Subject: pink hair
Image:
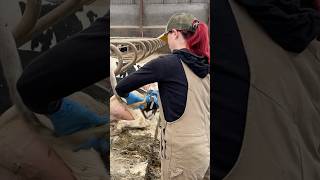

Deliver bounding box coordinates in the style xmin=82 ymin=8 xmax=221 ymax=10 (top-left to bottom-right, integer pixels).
xmin=186 ymin=21 xmax=210 ymax=63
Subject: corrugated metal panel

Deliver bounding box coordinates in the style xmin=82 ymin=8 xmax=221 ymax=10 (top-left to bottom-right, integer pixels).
xmin=191 ymin=0 xmax=209 ymax=3
xmin=143 ymin=0 xmax=209 ymax=4
xmin=110 ymin=0 xmax=136 ymax=4
xmin=144 ymin=0 xmax=184 ymax=3
xmin=144 ymin=3 xmax=209 ymax=25
xmin=110 ymin=4 xmax=139 ymax=26
xmin=110 ymin=0 xmax=209 ymax=37
xmin=144 ymin=0 xmax=164 ymax=3
xmin=163 ymin=0 xmax=190 ymax=3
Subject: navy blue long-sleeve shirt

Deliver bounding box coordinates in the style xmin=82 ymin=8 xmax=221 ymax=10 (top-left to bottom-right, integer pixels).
xmin=115 ymin=49 xmax=209 ymax=122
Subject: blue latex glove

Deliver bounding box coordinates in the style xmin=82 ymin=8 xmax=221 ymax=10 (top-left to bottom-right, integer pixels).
xmin=125 ymin=92 xmax=145 ymax=109
xmin=48 ymin=98 xmax=108 ymax=136
xmin=145 ymin=90 xmax=159 ymax=109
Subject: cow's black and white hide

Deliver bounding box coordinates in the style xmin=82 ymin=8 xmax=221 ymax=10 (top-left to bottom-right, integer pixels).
xmin=18 ymin=1 xmax=102 ymax=52
xmin=109 ymin=57 xmax=158 ymax=127
xmin=111 ymin=60 xmax=159 ymax=110
xmin=116 ymin=62 xmax=141 ymax=83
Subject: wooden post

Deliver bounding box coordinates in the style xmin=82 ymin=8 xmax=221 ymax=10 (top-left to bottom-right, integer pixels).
xmin=139 ymin=0 xmax=144 ymax=37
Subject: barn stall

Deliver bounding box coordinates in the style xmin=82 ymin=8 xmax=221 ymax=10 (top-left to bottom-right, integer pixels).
xmin=109 ymin=1 xmax=209 ymax=179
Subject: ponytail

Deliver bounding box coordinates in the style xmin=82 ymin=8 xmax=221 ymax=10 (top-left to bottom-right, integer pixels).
xmin=186 ymin=21 xmax=210 ymax=63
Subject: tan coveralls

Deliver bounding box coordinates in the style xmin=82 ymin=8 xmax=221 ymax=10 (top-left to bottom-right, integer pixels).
xmin=223 ymin=1 xmax=320 ymax=179
xmin=159 ymin=61 xmax=210 ymax=180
